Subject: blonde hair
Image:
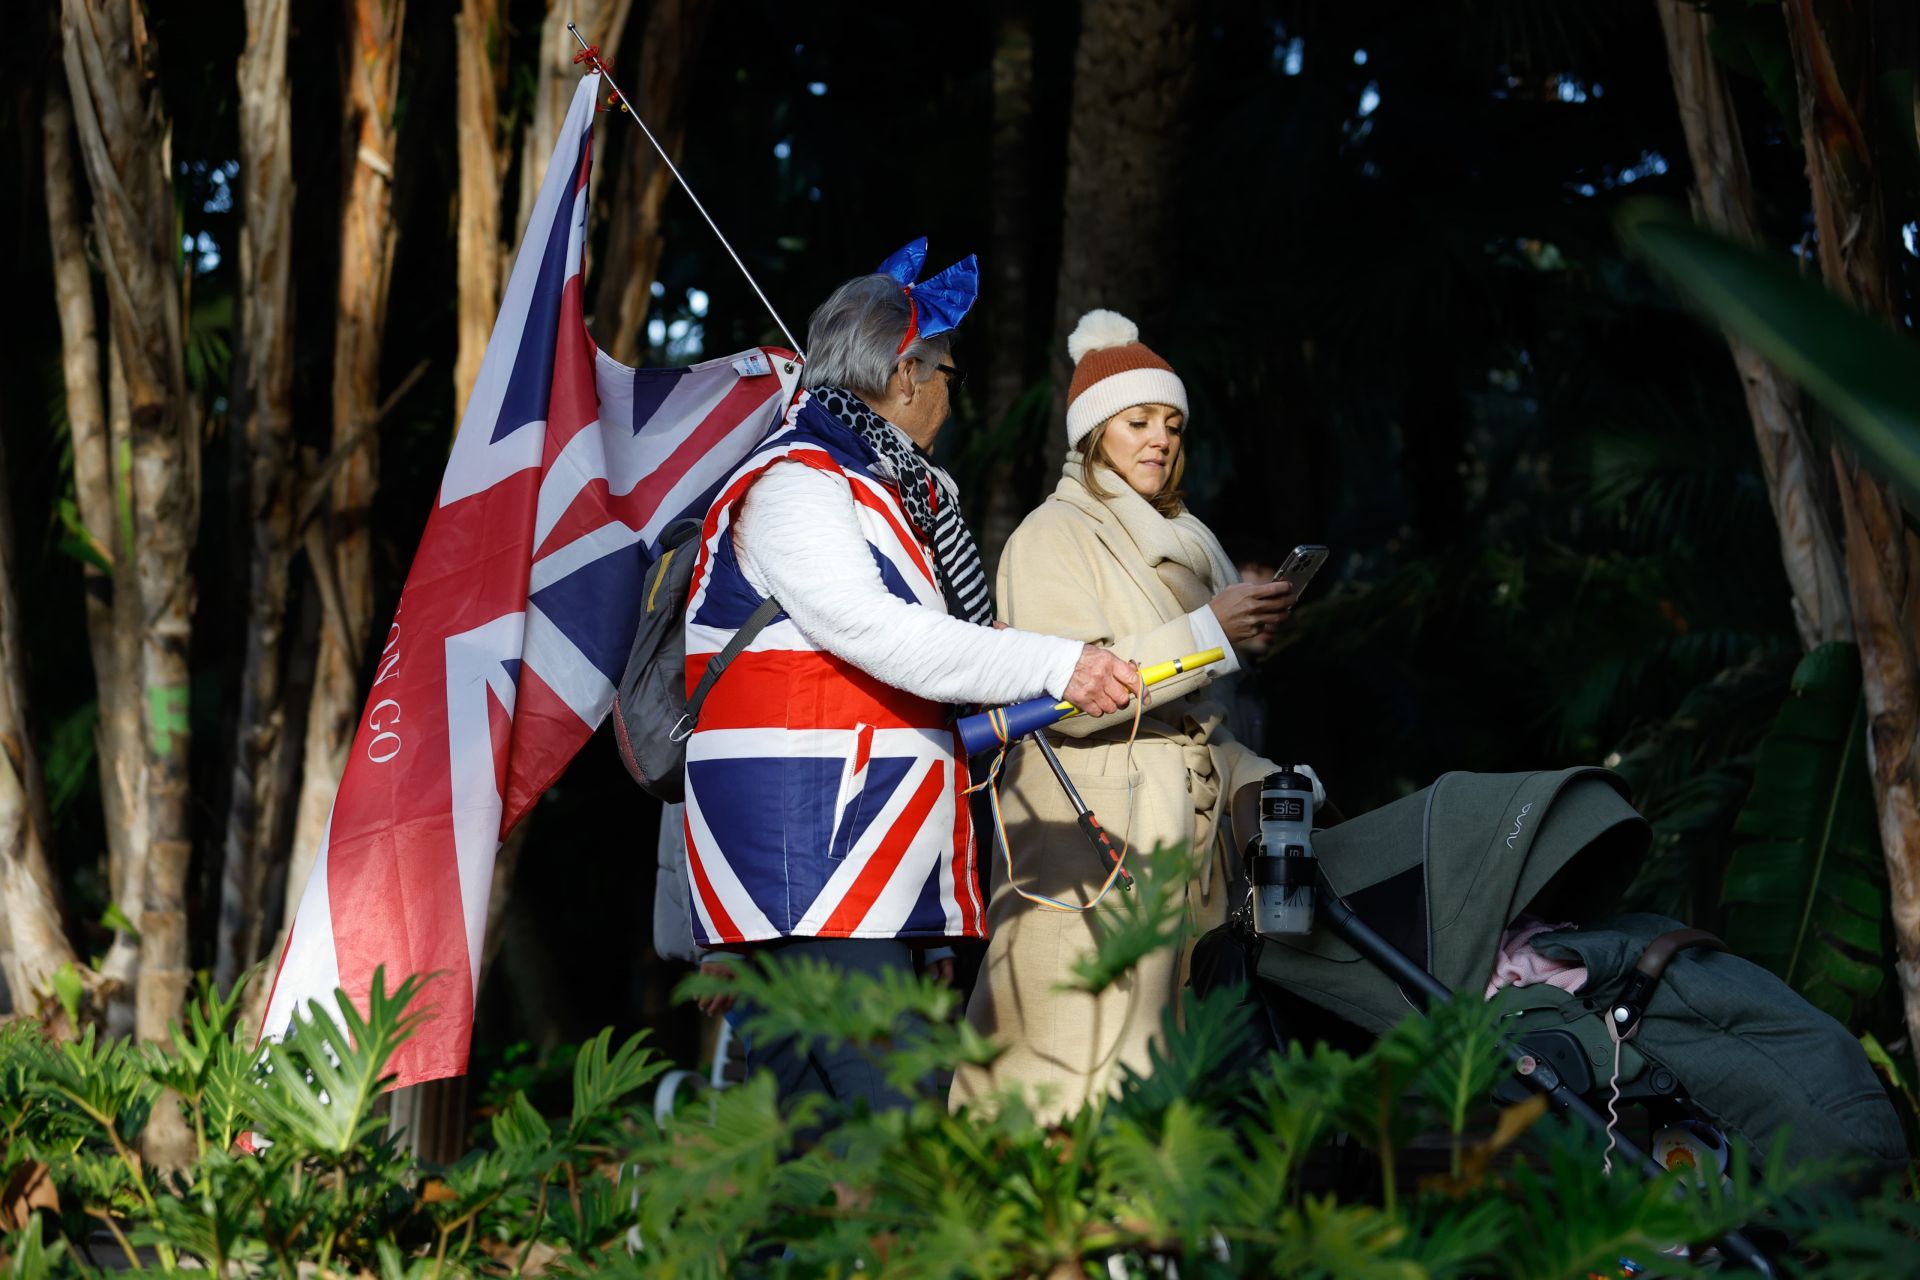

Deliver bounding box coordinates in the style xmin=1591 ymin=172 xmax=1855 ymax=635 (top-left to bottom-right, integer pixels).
xmin=1082 ymin=416 xmax=1188 ymax=518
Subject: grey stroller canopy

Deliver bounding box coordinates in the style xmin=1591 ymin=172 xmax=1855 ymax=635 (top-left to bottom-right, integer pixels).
xmin=1254 ymin=767 xmax=1906 ymax=1173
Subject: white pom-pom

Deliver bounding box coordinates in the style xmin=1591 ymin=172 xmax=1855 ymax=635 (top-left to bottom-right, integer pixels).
xmin=1067 ymin=309 xmax=1139 ymax=363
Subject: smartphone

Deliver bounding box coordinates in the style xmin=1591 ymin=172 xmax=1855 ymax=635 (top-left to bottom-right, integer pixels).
xmin=1273 ymin=544 xmax=1330 ymax=601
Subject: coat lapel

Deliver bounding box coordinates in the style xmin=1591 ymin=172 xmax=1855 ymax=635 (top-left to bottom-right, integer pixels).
xmin=1048 ymin=471 xmax=1190 ymax=621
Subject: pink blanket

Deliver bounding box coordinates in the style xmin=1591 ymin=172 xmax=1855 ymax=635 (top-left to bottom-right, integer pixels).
xmin=1484 ymin=915 xmax=1588 ymax=1001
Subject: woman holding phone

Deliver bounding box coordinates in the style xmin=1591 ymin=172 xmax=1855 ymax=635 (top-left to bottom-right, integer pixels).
xmin=952 ymin=311 xmax=1306 ymax=1119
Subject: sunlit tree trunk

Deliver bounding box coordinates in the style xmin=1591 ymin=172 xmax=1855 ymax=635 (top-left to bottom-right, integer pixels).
xmin=1658 ymin=0 xmax=1851 ymax=651
xmin=217 ymin=0 xmax=299 ymax=993
xmin=60 ymin=0 xmax=198 ymax=1165
xmin=589 ymin=0 xmax=712 ymax=364
xmin=1045 ymin=0 xmax=1197 ymax=479
xmin=975 ymin=6 xmax=1035 ymax=575
xmin=516 ymin=0 xmax=634 ymax=263
xmin=43 ymin=77 xmax=145 ymax=1027
xmin=1782 ymin=0 xmax=1920 ymax=1052
xmin=101 ymin=341 xmax=146 ymax=1038
xmin=0 ymin=424 xmax=86 ymax=1027
xmin=284 ymin=0 xmax=406 ymax=955
xmin=455 ymin=0 xmax=507 ymax=413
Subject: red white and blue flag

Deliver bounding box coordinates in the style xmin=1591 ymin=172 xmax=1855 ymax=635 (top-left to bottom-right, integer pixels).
xmin=261 ymin=75 xmax=798 ymax=1086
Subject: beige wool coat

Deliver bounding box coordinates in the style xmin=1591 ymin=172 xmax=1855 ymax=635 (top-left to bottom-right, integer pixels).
xmin=952 ymin=456 xmax=1274 ymax=1119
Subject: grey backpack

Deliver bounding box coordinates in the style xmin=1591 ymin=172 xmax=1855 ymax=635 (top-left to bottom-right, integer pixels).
xmin=611 ymin=518 xmax=779 ymax=802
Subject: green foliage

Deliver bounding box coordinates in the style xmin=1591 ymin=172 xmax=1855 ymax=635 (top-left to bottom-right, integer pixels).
xmin=2 ymin=1214 xmax=74 ymax=1280
xmin=1617 ymin=202 xmax=1920 ymax=502
xmin=1613 ymin=651 xmax=1796 ymax=923
xmin=1722 ymin=644 xmax=1889 ymax=1026
xmin=4 ymin=922 xmax=1916 ymax=1277
xmin=40 ymin=700 xmax=101 ymax=828
xmin=677 ymin=950 xmax=1000 ymax=1096
xmin=253 ymin=969 xmax=430 ymax=1158
xmin=52 ymin=498 xmax=110 ymax=573
xmin=1066 ymin=841 xmax=1206 ymax=995
xmin=1703 ymin=0 xmax=1799 ymax=145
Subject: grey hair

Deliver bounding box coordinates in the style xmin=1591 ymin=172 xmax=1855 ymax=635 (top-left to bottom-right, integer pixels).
xmin=800 ymin=273 xmax=951 ymax=394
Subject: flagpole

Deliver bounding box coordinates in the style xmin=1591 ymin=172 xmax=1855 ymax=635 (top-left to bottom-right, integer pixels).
xmin=567 ymin=23 xmax=805 ymax=358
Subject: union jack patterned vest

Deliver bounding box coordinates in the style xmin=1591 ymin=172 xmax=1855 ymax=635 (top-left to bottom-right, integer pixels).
xmin=680 ymin=393 xmax=983 ymax=947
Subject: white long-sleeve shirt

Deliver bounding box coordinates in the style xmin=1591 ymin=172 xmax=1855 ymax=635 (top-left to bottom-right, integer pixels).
xmin=733 ymin=461 xmax=1083 ymax=705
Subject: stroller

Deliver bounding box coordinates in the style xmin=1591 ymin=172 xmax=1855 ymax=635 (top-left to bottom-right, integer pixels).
xmin=1191 ymin=767 xmax=1910 ymax=1272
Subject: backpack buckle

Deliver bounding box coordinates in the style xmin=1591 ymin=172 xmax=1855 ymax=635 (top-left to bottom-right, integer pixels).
xmin=668 ymin=711 xmax=696 ymax=743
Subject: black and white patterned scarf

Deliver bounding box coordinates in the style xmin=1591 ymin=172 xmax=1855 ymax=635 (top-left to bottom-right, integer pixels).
xmin=812 ymin=385 xmax=994 ymax=625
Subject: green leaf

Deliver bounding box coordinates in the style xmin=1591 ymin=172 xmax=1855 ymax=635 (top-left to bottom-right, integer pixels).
xmin=1703 ymin=1 xmax=1798 ymax=145
xmin=1112 ymin=985 xmax=1254 ymax=1118
xmin=1857 ymin=1030 xmax=1919 ymax=1124
xmin=100 ymin=901 xmax=140 ymax=939
xmin=1098 ymin=1100 xmax=1239 ymax=1252
xmin=1062 ymin=841 xmax=1202 ymax=995
xmin=0 ymin=1213 xmax=73 ymax=1280
xmin=678 ymin=950 xmax=965 ymax=1097
xmin=51 ymin=964 xmax=86 ymax=1029
xmin=42 ymin=701 xmax=100 ymax=823
xmin=55 ymin=497 xmax=111 ymax=572
xmin=489 ymin=1089 xmax=552 ymax=1159
xmin=1858 ymin=1031 xmax=1907 ymax=1092
xmin=31 ymin=1024 xmax=158 ymax=1142
xmin=1616 ymin=201 xmax=1920 ymax=500
xmin=251 ymin=968 xmax=430 ymax=1157
xmin=567 ymin=1027 xmax=664 ymax=1141
xmin=1722 ymin=643 xmax=1889 ymax=1024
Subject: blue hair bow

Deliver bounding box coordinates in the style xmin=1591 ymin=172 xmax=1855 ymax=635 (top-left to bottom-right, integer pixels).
xmin=876 ymin=236 xmax=979 ymax=352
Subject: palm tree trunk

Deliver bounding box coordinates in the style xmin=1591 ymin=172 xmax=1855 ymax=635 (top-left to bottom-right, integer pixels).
xmin=1656 ymin=0 xmax=1851 ymax=651
xmin=0 ymin=426 xmax=86 ymax=1027
xmin=588 ymin=0 xmax=712 ymax=365
xmin=515 ymin=0 xmax=634 ymax=266
xmin=217 ymin=0 xmax=299 ymax=993
xmin=1782 ymin=0 xmax=1920 ymax=1052
xmin=100 ymin=339 xmax=146 ymax=1037
xmin=1045 ymin=0 xmax=1198 ymax=479
xmin=60 ymin=0 xmax=198 ymax=1166
xmin=454 ymin=0 xmax=507 ymax=413
xmin=42 ymin=76 xmax=145 ymax=1026
xmin=284 ymin=0 xmax=406 ymax=948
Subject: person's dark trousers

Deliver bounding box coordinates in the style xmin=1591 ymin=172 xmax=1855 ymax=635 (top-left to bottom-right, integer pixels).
xmin=733 ymin=936 xmax=927 ymax=1117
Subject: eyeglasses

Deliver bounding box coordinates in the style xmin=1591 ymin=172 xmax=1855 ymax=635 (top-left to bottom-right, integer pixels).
xmin=936 ymin=363 xmax=966 ymax=389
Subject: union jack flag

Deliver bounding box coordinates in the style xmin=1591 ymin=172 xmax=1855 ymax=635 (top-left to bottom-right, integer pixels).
xmin=261 ymin=75 xmax=798 ymax=1087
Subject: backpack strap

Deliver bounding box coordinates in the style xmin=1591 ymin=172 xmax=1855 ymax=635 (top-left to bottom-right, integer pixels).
xmin=672 ymin=596 xmax=783 ymax=741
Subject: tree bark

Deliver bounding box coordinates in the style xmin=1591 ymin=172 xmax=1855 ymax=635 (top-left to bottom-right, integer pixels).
xmin=284 ymin=0 xmax=406 ymax=945
xmin=1782 ymin=0 xmax=1920 ymax=1052
xmin=60 ymin=0 xmax=198 ymax=1164
xmin=1045 ymin=0 xmax=1198 ymax=479
xmin=454 ymin=0 xmax=507 ymax=413
xmin=588 ymin=0 xmax=711 ymax=365
xmin=515 ymin=0 xmax=634 ymax=267
xmin=1658 ymin=0 xmax=1851 ymax=652
xmin=218 ymin=0 xmax=299 ymax=992
xmin=975 ymin=6 xmax=1036 ymax=575
xmin=42 ymin=76 xmax=146 ymax=1023
xmin=100 ymin=339 xmax=145 ymax=1038
xmin=0 ymin=424 xmax=85 ymax=1026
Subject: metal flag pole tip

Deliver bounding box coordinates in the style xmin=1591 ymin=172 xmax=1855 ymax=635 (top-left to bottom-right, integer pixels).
xmin=565 ymin=23 xmax=804 ymax=359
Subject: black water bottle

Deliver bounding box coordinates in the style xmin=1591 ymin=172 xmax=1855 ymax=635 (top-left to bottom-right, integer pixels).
xmin=1252 ymin=767 xmax=1316 ymax=936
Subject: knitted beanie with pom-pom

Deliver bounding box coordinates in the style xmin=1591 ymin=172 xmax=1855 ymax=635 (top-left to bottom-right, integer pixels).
xmin=1064 ymin=309 xmax=1188 ymax=451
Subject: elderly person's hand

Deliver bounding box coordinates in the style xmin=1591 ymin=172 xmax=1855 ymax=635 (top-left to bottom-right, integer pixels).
xmin=1063 ymin=645 xmax=1144 ymax=716
xmin=695 ymin=959 xmax=738 ymax=1017
xmin=1209 ymin=580 xmax=1295 ymax=649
